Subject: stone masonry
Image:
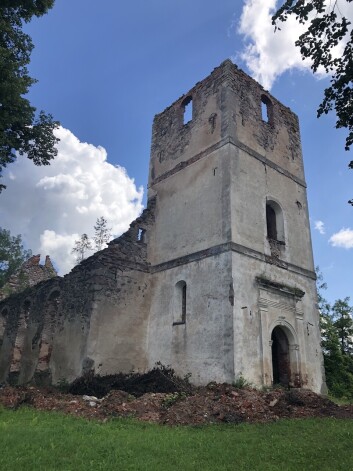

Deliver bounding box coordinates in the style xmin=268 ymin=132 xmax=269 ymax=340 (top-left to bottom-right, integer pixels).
xmin=0 ymin=255 xmax=57 ymax=301
xmin=0 ymin=61 xmax=327 ymax=393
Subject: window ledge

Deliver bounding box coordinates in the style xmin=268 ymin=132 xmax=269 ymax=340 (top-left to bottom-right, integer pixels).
xmin=267 ymin=237 xmax=285 ymax=246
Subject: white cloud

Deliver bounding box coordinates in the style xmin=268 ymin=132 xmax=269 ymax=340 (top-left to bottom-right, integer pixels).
xmin=237 ymin=0 xmax=353 ymax=90
xmin=314 ymin=220 xmax=325 ymax=235
xmin=0 ymin=127 xmax=144 ymax=275
xmin=329 ymin=228 xmax=353 ymax=249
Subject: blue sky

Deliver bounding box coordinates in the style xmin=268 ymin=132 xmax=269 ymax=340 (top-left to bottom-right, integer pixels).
xmin=0 ymin=0 xmax=352 ymax=304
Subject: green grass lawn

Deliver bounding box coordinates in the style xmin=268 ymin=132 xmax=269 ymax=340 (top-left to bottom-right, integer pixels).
xmin=0 ymin=407 xmax=352 ymax=470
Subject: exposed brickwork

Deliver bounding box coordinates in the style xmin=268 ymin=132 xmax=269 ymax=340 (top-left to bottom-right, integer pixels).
xmin=0 ymin=255 xmax=57 ymax=301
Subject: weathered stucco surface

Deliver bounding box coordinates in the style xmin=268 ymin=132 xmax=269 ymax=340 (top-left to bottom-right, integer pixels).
xmin=0 ymin=61 xmax=327 ymax=393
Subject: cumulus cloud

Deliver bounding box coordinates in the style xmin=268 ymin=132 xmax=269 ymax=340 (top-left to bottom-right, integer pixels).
xmin=237 ymin=0 xmax=353 ymax=90
xmin=0 ymin=127 xmax=144 ymax=275
xmin=314 ymin=220 xmax=325 ymax=235
xmin=329 ymin=228 xmax=353 ymax=249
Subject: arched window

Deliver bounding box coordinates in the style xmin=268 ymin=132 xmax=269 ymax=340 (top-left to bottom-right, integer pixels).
xmin=0 ymin=308 xmax=8 ymax=349
xmin=261 ymin=94 xmax=273 ymax=124
xmin=36 ymin=290 xmax=60 ymax=372
xmin=266 ymin=205 xmax=277 ymax=240
xmin=182 ymin=96 xmax=193 ymax=125
xmin=10 ymin=300 xmax=31 ymax=373
xmin=173 ymin=280 xmax=187 ymax=325
xmin=266 ymin=200 xmax=284 ymax=243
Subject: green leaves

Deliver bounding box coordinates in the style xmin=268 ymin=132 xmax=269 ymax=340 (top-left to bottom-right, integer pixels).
xmin=72 ymin=234 xmax=93 ymax=263
xmin=0 ymin=1 xmax=59 ymax=192
xmin=273 ymin=0 xmax=353 ymax=196
xmin=94 ymin=217 xmax=112 ymax=251
xmin=316 ymin=268 xmax=353 ymax=398
xmin=0 ymin=227 xmax=32 ymax=288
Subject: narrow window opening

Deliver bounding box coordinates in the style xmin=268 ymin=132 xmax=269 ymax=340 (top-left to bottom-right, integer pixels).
xmin=0 ymin=308 xmax=8 ymax=348
xmin=137 ymin=228 xmax=146 ymax=242
xmin=173 ymin=280 xmax=187 ymax=325
xmin=181 ymin=283 xmax=187 ymax=324
xmin=36 ymin=291 xmax=60 ymax=373
xmin=266 ymin=204 xmax=277 ymax=240
xmin=182 ymin=96 xmax=193 ymax=124
xmin=261 ymin=95 xmax=273 ymax=123
xmin=261 ymin=101 xmax=269 ymax=122
xmin=266 ymin=200 xmax=285 ymax=247
xmin=10 ymin=300 xmax=31 ymax=373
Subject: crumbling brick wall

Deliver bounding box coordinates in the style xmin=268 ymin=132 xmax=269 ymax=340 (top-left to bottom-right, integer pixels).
xmin=0 ymin=255 xmax=57 ymax=301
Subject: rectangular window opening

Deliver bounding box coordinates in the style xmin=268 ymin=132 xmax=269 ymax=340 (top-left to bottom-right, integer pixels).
xmin=261 ymin=101 xmax=269 ymax=122
xmin=137 ymin=228 xmax=146 ymax=242
xmin=183 ymin=97 xmax=193 ymax=124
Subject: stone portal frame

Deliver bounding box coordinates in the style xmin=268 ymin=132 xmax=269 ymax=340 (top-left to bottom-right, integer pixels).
xmin=257 ymin=277 xmax=305 ymax=388
xmin=268 ymin=320 xmax=301 ymax=387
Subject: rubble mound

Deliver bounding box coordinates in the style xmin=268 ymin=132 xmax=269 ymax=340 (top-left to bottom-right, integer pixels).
xmin=1 ymin=380 xmax=353 ymax=425
xmin=67 ymin=364 xmax=193 ymax=398
xmin=0 ymin=367 xmax=351 ymax=424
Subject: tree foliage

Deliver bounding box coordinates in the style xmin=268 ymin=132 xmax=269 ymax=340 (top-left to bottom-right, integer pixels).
xmin=72 ymin=217 xmax=113 ymax=265
xmin=93 ymin=217 xmax=112 ymax=251
xmin=316 ymin=268 xmax=353 ymax=398
xmin=0 ymin=227 xmax=32 ymax=288
xmin=72 ymin=234 xmax=93 ymax=263
xmin=0 ymin=0 xmax=59 ymax=192
xmin=332 ymin=297 xmax=353 ymax=355
xmin=273 ymin=1 xmax=353 ymax=204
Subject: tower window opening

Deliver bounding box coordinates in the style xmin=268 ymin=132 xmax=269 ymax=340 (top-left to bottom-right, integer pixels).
xmin=182 ymin=96 xmax=193 ymax=125
xmin=181 ymin=283 xmax=186 ymax=323
xmin=266 ymin=200 xmax=285 ymax=243
xmin=137 ymin=228 xmax=146 ymax=242
xmin=173 ymin=280 xmax=187 ymax=325
xmin=261 ymin=95 xmax=273 ymax=124
xmin=266 ymin=205 xmax=277 ymax=240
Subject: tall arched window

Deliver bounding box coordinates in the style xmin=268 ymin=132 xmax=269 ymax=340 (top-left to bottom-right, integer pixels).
xmin=173 ymin=280 xmax=187 ymax=325
xmin=36 ymin=290 xmax=60 ymax=372
xmin=10 ymin=300 xmax=31 ymax=373
xmin=266 ymin=200 xmax=284 ymax=243
xmin=261 ymin=94 xmax=273 ymax=124
xmin=0 ymin=308 xmax=8 ymax=350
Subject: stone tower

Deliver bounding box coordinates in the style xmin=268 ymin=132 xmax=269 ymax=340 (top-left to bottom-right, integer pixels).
xmin=146 ymin=60 xmax=326 ymax=393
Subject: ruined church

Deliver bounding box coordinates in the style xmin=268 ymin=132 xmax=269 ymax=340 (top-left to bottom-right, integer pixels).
xmin=0 ymin=61 xmax=327 ymax=394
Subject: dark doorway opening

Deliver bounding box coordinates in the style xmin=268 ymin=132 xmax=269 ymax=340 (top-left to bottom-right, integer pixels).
xmin=271 ymin=326 xmax=290 ymax=386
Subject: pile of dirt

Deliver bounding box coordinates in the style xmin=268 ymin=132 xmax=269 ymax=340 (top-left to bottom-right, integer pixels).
xmin=1 ymin=382 xmax=353 ymax=425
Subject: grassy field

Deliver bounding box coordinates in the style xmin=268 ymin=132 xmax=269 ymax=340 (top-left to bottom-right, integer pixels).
xmin=0 ymin=407 xmax=352 ymax=470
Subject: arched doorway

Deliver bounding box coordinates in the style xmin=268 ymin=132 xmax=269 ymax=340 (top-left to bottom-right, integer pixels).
xmin=271 ymin=326 xmax=290 ymax=386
